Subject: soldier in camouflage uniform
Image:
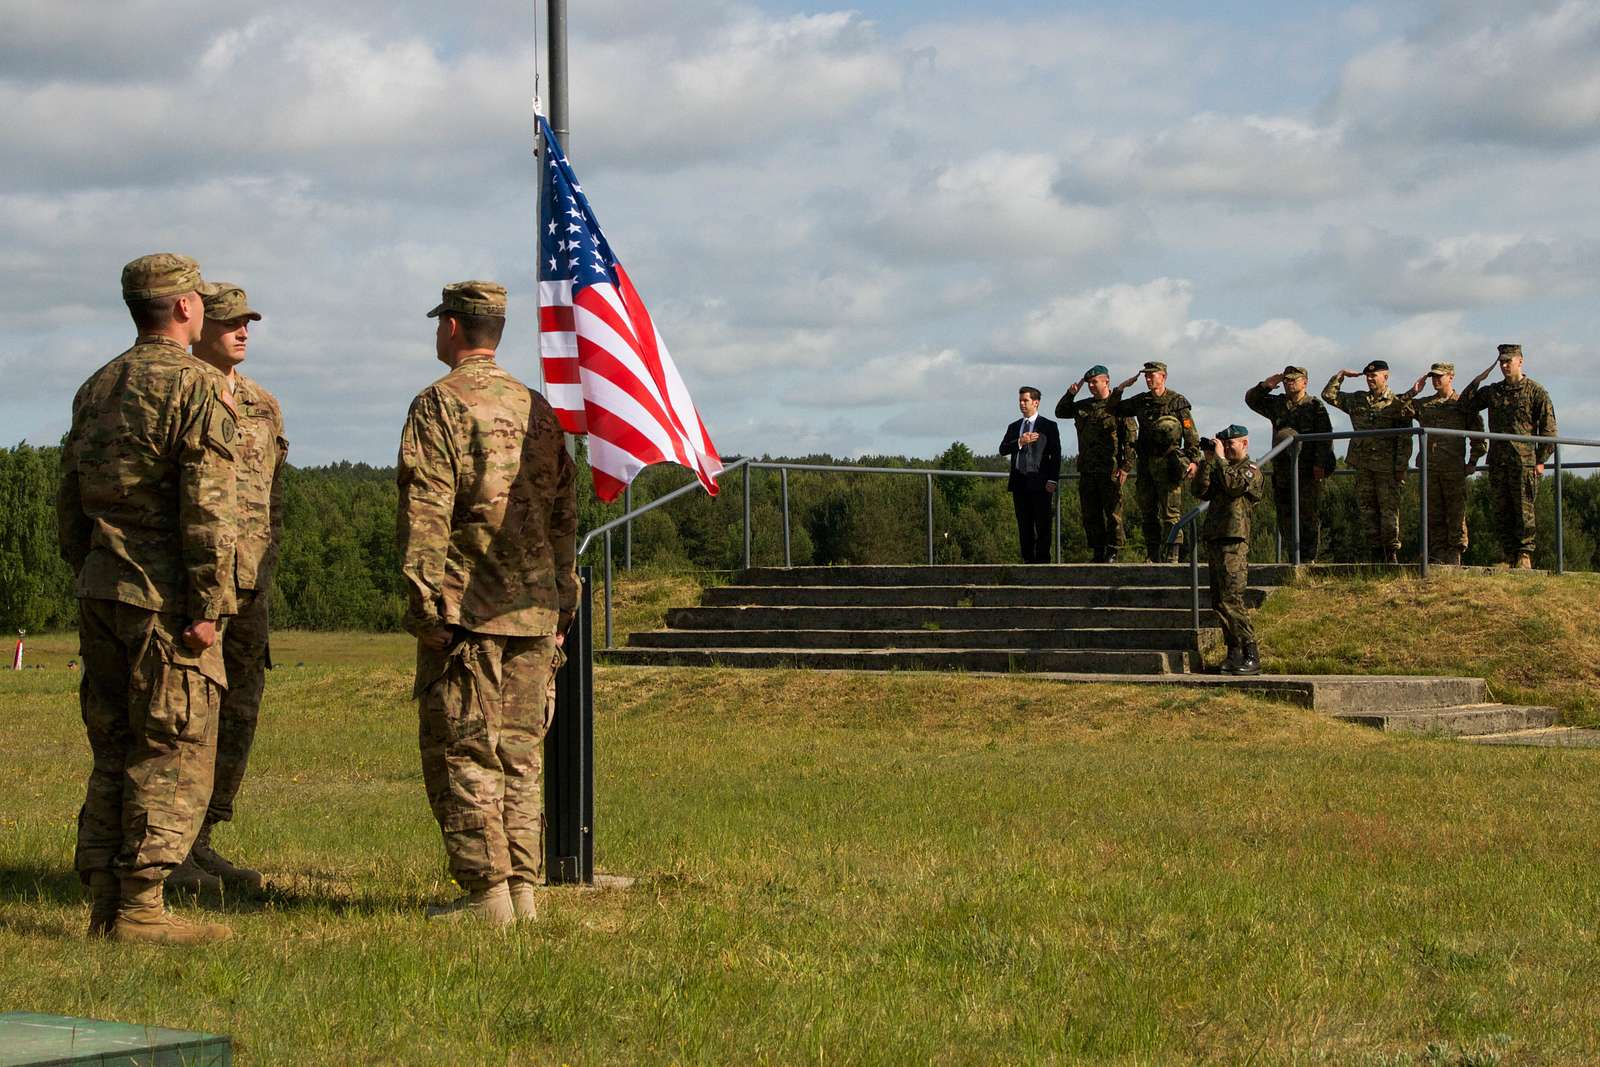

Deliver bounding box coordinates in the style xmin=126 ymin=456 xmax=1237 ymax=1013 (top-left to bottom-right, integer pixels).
xmin=1399 ymin=362 xmax=1486 ymax=566
xmin=169 ymin=283 xmax=285 ymax=894
xmin=1323 ymin=360 xmax=1416 ymax=563
xmin=1245 ymin=366 xmax=1336 ymax=562
xmin=1195 ymin=425 xmax=1265 ymax=675
xmin=1461 ymin=344 xmax=1557 ymax=568
xmin=1055 ymin=364 xmax=1137 ymax=562
xmin=57 ymin=254 xmax=237 ymax=944
xmin=1111 ymin=361 xmax=1202 ymax=562
xmin=398 ymin=281 xmax=578 ymax=926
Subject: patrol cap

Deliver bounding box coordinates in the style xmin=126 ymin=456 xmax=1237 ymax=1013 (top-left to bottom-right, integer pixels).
xmin=1497 ymin=344 xmax=1522 ymax=360
xmin=1084 ymin=364 xmax=1109 ymax=380
xmin=1282 ymin=365 xmax=1308 ymax=380
xmin=1142 ymin=361 xmax=1168 ymax=374
xmin=121 ymin=253 xmax=204 ymax=302
xmin=200 ymin=281 xmax=261 ymax=322
xmin=427 ymin=280 xmax=508 ymax=318
xmin=1217 ymin=424 xmax=1249 ymax=441
xmin=1428 ymin=361 xmax=1454 ymax=377
xmin=1362 ymin=359 xmax=1389 ymax=374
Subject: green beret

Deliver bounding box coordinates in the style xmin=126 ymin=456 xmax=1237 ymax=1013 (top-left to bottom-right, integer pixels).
xmin=1216 ymin=424 xmax=1249 ymax=441
xmin=1084 ymin=364 xmax=1109 ymax=380
xmin=1142 ymin=361 xmax=1167 ymax=375
xmin=428 ymin=280 xmax=508 ymax=319
xmin=201 ymin=281 xmax=261 ymax=322
xmin=122 ymin=253 xmax=204 ymax=302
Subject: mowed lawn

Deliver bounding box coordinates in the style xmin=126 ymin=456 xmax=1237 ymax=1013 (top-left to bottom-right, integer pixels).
xmin=3 ymin=617 xmax=1600 ymax=1064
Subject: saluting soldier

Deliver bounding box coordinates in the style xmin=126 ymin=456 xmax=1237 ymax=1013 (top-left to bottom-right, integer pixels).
xmin=58 ymin=254 xmax=237 ymax=944
xmin=1460 ymin=344 xmax=1557 ymax=569
xmin=1323 ymin=360 xmax=1416 ymax=563
xmin=1244 ymin=366 xmax=1336 ymax=562
xmin=1194 ymin=425 xmax=1265 ymax=675
xmin=168 ymin=283 xmax=285 ymax=894
xmin=1400 ymin=362 xmax=1485 ymax=566
xmin=1111 ymin=361 xmax=1202 ymax=562
xmin=398 ymin=281 xmax=578 ymax=926
xmin=1055 ymin=364 xmax=1137 ymax=562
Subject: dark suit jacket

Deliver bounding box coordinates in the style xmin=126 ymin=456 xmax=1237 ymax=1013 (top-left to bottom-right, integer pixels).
xmin=999 ymin=415 xmax=1062 ymax=493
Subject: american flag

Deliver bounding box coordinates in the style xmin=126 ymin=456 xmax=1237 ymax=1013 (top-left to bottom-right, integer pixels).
xmin=536 ymin=116 xmax=722 ymax=503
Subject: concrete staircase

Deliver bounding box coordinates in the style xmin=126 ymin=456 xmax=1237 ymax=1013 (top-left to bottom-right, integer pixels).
xmin=608 ymin=563 xmax=1291 ymax=675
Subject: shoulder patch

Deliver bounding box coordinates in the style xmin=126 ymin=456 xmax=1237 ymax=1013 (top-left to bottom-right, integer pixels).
xmin=221 ymin=416 xmax=236 ymax=443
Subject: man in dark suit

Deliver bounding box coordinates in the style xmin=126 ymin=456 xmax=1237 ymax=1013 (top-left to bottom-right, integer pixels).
xmin=999 ymin=386 xmax=1062 ymax=563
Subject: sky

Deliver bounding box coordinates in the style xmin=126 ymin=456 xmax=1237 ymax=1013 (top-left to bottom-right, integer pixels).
xmin=4 ymin=0 xmax=1600 ymax=467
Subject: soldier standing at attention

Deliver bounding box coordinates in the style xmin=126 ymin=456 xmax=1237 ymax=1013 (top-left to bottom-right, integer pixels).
xmin=1460 ymin=344 xmax=1557 ymax=569
xmin=57 ymin=254 xmax=237 ymax=944
xmin=1244 ymin=366 xmax=1336 ymax=562
xmin=1111 ymin=361 xmax=1202 ymax=562
xmin=1323 ymin=360 xmax=1416 ymax=563
xmin=1194 ymin=425 xmax=1265 ymax=675
xmin=1055 ymin=364 xmax=1137 ymax=562
xmin=1400 ymin=362 xmax=1485 ymax=567
xmin=168 ymin=283 xmax=284 ymax=894
xmin=398 ymin=281 xmax=578 ymax=926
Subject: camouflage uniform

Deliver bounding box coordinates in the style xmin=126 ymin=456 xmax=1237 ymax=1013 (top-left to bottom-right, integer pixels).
xmin=1322 ymin=371 xmax=1416 ymax=561
xmin=398 ymin=281 xmax=578 ymax=893
xmin=1401 ymin=372 xmax=1485 ymax=564
xmin=1244 ymin=371 xmax=1336 ymax=562
xmin=1054 ymin=388 xmax=1136 ymax=560
xmin=1195 ymin=441 xmax=1265 ymax=657
xmin=1112 ymin=371 xmax=1202 ymax=562
xmin=57 ymin=254 xmax=237 ymax=889
xmin=1460 ymin=353 xmax=1556 ymax=562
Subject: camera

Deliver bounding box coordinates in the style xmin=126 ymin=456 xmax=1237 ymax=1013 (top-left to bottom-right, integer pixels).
xmin=1197 ymin=436 xmax=1215 ymax=452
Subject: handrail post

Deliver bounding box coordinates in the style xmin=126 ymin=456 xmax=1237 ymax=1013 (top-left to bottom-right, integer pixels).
xmin=1189 ymin=518 xmax=1201 ymax=633
xmin=925 ymin=472 xmax=935 ymax=565
xmin=603 ymin=529 xmax=614 ymax=649
xmin=742 ymin=461 xmax=752 ymax=572
xmin=1054 ymin=485 xmax=1062 ymax=563
xmin=1418 ymin=428 xmax=1429 ymax=577
xmin=1290 ymin=439 xmax=1302 ymax=566
xmin=1554 ymin=443 xmax=1565 ymax=575
xmin=781 ymin=467 xmax=791 ymax=568
xmin=623 ymin=483 xmax=633 ymax=571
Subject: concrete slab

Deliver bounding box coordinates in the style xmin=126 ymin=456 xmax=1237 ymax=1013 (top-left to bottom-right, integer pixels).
xmin=1332 ymin=704 xmax=1559 ymax=737
xmin=1464 ymin=728 xmax=1600 ymax=748
xmin=0 ymin=1012 xmax=230 ymax=1067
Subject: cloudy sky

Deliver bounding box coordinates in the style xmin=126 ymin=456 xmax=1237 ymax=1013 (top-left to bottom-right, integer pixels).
xmin=4 ymin=0 xmax=1599 ymax=468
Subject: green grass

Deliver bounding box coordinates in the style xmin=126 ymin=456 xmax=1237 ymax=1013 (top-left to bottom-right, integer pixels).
xmin=5 ymin=599 xmax=1600 ymax=1063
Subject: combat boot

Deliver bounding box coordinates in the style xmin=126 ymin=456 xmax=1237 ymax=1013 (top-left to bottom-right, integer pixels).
xmin=508 ymin=878 xmax=539 ymax=922
xmin=1515 ymin=552 xmax=1534 ymax=570
xmin=166 ymin=854 xmax=223 ymax=895
xmin=86 ymin=871 xmax=119 ymax=938
xmin=1103 ymin=548 xmax=1118 ymax=564
xmin=427 ymin=881 xmax=515 ymax=927
xmin=1090 ymin=548 xmax=1105 ymax=564
xmin=1217 ymin=646 xmax=1241 ymax=675
xmin=112 ymin=876 xmax=233 ymax=945
xmin=1235 ymin=642 xmax=1262 ymax=676
xmin=1382 ymin=548 xmax=1399 ymax=565
xmin=191 ymin=822 xmax=264 ymax=893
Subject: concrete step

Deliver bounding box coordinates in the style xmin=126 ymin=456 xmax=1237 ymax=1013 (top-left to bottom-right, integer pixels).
xmin=1008 ymin=673 xmax=1489 ymax=712
xmin=739 ymin=563 xmax=1299 ymax=588
xmin=627 ymin=626 xmax=1213 ymax=652
xmin=1332 ymin=703 xmax=1556 ymax=736
xmin=602 ymin=646 xmax=1193 ymax=674
xmin=665 ymin=604 xmax=1213 ymax=631
xmin=701 ymin=584 xmax=1268 ymax=610
xmin=1464 ymin=727 xmax=1600 ymax=748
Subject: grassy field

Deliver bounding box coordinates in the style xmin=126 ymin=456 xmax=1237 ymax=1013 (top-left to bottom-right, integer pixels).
xmin=4 ymin=576 xmax=1600 ymax=1064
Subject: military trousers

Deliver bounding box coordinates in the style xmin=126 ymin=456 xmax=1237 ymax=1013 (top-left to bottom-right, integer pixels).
xmin=417 ymin=631 xmax=561 ymax=891
xmin=1136 ymin=458 xmax=1186 ymax=561
xmin=74 ymin=598 xmax=222 ymax=884
xmin=1423 ymin=463 xmax=1471 ymax=560
xmin=1269 ymin=470 xmax=1322 ymax=563
xmin=1488 ymin=462 xmax=1539 ymax=559
xmin=1205 ymin=538 xmax=1254 ymax=651
xmin=1353 ymin=468 xmax=1404 ymax=560
xmin=208 ymin=587 xmax=269 ymax=825
xmin=1078 ymin=471 xmax=1126 ymax=555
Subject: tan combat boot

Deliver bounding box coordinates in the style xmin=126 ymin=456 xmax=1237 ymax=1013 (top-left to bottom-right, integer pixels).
xmin=87 ymin=871 xmax=120 ymax=938
xmin=112 ymin=875 xmax=233 ymax=945
xmin=426 ymin=881 xmax=515 ymax=927
xmin=1515 ymin=552 xmax=1534 ymax=570
xmin=190 ymin=822 xmax=264 ymax=893
xmin=508 ymin=879 xmax=539 ymax=922
xmin=166 ymin=853 xmax=224 ymax=894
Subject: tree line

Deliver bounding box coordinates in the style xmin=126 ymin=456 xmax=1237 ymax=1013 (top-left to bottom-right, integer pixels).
xmin=2 ymin=440 xmax=1596 ymax=633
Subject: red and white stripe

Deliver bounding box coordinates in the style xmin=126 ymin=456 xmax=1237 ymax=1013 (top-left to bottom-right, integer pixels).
xmin=540 ymin=265 xmax=722 ymax=502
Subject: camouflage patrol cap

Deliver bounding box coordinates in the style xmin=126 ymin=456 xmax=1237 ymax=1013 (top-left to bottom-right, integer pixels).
xmin=1428 ymin=361 xmax=1454 ymax=377
xmin=121 ymin=253 xmax=204 ymax=302
xmin=1142 ymin=361 xmax=1167 ymax=374
xmin=1084 ymin=364 xmax=1109 ymax=379
xmin=427 ymin=280 xmax=508 ymax=319
xmin=1282 ymin=365 xmax=1308 ymax=380
xmin=200 ymin=281 xmax=262 ymax=322
xmin=1497 ymin=344 xmax=1522 ymax=360
xmin=1362 ymin=359 xmax=1389 ymax=374
xmin=1216 ymin=424 xmax=1249 ymax=441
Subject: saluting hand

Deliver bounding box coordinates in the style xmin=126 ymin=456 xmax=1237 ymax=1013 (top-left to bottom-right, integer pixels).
xmin=1116 ymin=374 xmax=1140 ymax=391
xmin=1339 ymin=368 xmax=1361 ymax=379
xmin=1264 ymin=373 xmax=1284 ymax=388
xmin=1412 ymin=374 xmax=1428 ymax=393
xmin=1067 ymin=379 xmax=1083 ymax=396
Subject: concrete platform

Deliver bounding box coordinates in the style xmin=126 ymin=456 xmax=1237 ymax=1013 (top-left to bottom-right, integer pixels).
xmin=1332 ymin=703 xmax=1559 ymax=736
xmin=605 ymin=646 xmax=1193 ymax=674
xmin=0 ymin=1012 xmax=230 ymax=1066
xmin=1465 ymin=727 xmax=1600 ymax=748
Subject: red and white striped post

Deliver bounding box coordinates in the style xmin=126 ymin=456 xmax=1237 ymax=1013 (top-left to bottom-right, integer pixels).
xmin=11 ymin=630 xmax=23 ymax=671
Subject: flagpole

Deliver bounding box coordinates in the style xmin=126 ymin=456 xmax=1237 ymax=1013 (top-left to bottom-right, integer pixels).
xmin=547 ymin=0 xmax=569 ymax=153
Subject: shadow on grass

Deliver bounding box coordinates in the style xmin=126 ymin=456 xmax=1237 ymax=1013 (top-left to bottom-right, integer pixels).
xmin=0 ymin=862 xmax=86 ymax=907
